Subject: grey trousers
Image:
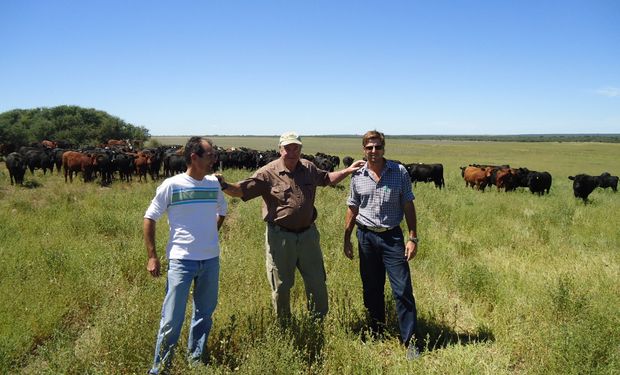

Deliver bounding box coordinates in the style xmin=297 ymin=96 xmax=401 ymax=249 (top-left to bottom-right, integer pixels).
xmin=265 ymin=223 xmax=328 ymax=319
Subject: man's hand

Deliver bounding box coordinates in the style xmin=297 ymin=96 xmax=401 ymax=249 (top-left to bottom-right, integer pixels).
xmin=147 ymin=257 xmax=161 ymax=277
xmin=405 ymin=241 xmax=417 ymax=261
xmin=344 ymin=239 xmax=354 ymax=259
xmin=348 ymin=160 xmax=366 ymax=172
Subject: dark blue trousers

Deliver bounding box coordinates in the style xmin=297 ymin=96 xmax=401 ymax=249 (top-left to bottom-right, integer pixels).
xmin=357 ymin=226 xmax=417 ymax=345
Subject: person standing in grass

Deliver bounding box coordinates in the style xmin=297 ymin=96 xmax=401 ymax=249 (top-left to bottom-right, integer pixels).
xmin=144 ymin=136 xmax=227 ymax=374
xmin=343 ymin=130 xmax=420 ymax=360
xmin=217 ymin=131 xmax=364 ymax=321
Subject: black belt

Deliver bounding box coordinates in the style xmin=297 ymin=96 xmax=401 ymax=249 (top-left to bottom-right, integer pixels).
xmin=357 ymin=223 xmax=397 ymax=233
xmin=269 ymin=222 xmax=311 ymax=234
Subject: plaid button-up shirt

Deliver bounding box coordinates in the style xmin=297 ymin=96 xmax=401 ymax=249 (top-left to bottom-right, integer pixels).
xmin=347 ymin=160 xmax=414 ymax=228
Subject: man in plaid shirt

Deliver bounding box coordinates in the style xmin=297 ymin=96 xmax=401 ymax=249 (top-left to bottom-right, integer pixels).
xmin=344 ymin=130 xmax=420 ymax=360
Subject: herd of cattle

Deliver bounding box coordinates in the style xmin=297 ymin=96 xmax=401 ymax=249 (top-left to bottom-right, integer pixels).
xmin=2 ymin=140 xmax=342 ymax=185
xmin=3 ymin=140 xmax=618 ymax=203
xmin=458 ymin=164 xmax=617 ymax=201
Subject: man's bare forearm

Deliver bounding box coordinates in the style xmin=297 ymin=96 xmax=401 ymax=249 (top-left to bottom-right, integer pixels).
xmin=143 ymin=218 xmax=158 ymax=258
xmin=403 ymin=201 xmax=417 ymax=238
xmin=344 ymin=206 xmax=359 ymax=240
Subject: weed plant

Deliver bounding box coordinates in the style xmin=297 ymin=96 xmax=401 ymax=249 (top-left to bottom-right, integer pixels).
xmin=0 ymin=139 xmax=618 ymax=374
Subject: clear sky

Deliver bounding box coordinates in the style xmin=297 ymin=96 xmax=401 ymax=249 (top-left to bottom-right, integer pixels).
xmin=1 ymin=0 xmax=618 ymax=136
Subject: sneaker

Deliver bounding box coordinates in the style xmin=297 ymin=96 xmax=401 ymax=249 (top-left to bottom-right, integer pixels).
xmin=406 ymin=342 xmax=420 ymax=361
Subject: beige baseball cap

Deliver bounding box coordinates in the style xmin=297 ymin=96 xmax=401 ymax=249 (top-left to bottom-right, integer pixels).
xmin=279 ymin=131 xmax=302 ymax=146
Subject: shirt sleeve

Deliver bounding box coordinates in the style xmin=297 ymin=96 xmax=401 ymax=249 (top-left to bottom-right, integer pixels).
xmin=346 ymin=173 xmax=360 ymax=207
xmin=239 ymin=169 xmax=270 ymax=201
xmin=217 ymin=187 xmax=228 ymax=217
xmin=144 ymin=180 xmax=171 ymax=221
xmin=313 ymin=163 xmax=331 ymax=187
xmin=400 ymin=165 xmax=415 ymax=204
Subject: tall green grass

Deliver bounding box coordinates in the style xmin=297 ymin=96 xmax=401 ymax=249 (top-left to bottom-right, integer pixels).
xmin=1 ymin=139 xmax=619 ymax=374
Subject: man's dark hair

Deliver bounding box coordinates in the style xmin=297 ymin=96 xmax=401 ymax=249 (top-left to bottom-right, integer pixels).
xmin=184 ymin=136 xmax=214 ymax=165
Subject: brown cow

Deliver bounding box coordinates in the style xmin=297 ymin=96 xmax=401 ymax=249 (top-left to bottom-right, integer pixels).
xmin=41 ymin=140 xmax=57 ymax=149
xmin=134 ymin=151 xmax=151 ymax=182
xmin=462 ymin=166 xmax=489 ymax=191
xmin=107 ymin=139 xmax=134 ymax=152
xmin=62 ymin=151 xmax=96 ymax=183
xmin=107 ymin=139 xmax=127 ymax=147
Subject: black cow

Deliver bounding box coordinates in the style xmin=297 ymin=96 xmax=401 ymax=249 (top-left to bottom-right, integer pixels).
xmin=527 ymin=171 xmax=552 ymax=195
xmin=568 ymin=174 xmax=599 ymax=202
xmin=112 ymin=152 xmax=134 ymax=182
xmin=144 ymin=147 xmax=164 ymax=181
xmin=0 ymin=143 xmax=16 ymax=156
xmin=164 ymin=154 xmax=186 ymax=176
xmin=93 ymin=151 xmax=114 ymax=186
xmin=404 ymin=163 xmax=445 ymax=189
xmin=315 ymin=152 xmax=339 ymax=170
xmin=6 ymin=152 xmax=27 ymax=185
xmin=51 ymin=148 xmax=67 ymax=174
xmin=314 ymin=156 xmax=334 ymax=172
xmin=24 ymin=149 xmax=54 ymax=175
xmin=598 ymin=172 xmax=618 ymax=192
xmin=257 ymin=150 xmax=279 ymax=168
xmin=342 ymin=156 xmax=354 ymax=168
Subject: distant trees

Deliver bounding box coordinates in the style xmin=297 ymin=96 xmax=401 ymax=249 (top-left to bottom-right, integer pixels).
xmin=0 ymin=105 xmax=150 ymax=148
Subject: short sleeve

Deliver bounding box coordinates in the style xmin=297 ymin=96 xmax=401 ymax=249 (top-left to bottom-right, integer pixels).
xmin=347 ymin=174 xmax=361 ymax=207
xmin=400 ymin=165 xmax=415 ymax=203
xmin=144 ymin=181 xmax=172 ymax=221
xmin=239 ymin=168 xmax=270 ymax=201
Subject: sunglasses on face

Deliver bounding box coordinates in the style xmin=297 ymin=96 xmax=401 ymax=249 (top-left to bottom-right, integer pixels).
xmin=364 ymin=145 xmax=384 ymax=151
xmin=197 ymin=150 xmax=217 ymax=158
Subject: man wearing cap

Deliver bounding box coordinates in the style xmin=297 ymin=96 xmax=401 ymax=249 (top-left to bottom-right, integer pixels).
xmin=343 ymin=130 xmax=420 ymax=360
xmin=218 ymin=131 xmax=364 ymax=320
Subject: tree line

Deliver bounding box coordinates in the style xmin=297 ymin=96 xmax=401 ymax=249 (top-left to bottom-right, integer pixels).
xmin=0 ymin=105 xmax=150 ymax=148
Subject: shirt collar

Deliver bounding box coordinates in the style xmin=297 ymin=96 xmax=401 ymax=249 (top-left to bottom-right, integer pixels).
xmin=361 ymin=158 xmax=396 ymax=175
xmin=276 ymin=157 xmax=301 ymax=174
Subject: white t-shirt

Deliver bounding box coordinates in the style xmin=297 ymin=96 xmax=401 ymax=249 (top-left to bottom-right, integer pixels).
xmin=144 ymin=173 xmax=227 ymax=260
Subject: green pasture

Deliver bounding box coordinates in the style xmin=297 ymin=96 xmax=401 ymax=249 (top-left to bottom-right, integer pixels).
xmin=1 ymin=139 xmax=619 ymax=374
xmin=155 ymin=135 xmax=619 ymax=178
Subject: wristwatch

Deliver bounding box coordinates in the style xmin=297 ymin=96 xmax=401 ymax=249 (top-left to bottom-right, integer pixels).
xmin=408 ymin=237 xmax=419 ymax=244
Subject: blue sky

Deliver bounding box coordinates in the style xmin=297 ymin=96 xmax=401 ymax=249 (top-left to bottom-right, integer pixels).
xmin=1 ymin=0 xmax=618 ymax=136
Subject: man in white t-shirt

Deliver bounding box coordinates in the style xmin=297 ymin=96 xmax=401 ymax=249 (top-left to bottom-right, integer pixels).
xmin=144 ymin=136 xmax=227 ymax=374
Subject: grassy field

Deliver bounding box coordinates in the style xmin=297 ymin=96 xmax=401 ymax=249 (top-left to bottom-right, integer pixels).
xmin=1 ymin=138 xmax=619 ymax=374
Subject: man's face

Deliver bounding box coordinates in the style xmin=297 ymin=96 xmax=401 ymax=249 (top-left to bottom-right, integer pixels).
xmin=363 ymin=138 xmax=384 ymax=163
xmin=279 ymin=143 xmax=302 ymax=162
xmin=196 ymin=141 xmax=217 ymax=172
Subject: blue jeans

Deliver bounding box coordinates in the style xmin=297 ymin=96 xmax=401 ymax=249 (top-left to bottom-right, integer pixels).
xmin=357 ymin=226 xmax=417 ymax=345
xmin=149 ymin=257 xmax=219 ymax=375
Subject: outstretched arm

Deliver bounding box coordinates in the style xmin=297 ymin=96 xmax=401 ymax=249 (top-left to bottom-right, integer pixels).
xmin=328 ymin=160 xmax=365 ymax=185
xmin=216 ymin=175 xmax=244 ymax=198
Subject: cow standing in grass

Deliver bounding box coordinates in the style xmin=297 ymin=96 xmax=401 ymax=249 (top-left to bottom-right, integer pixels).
xmin=62 ymin=151 xmax=96 ymax=183
xmin=6 ymin=152 xmax=27 ymax=185
xmin=528 ymin=171 xmax=552 ymax=195
xmin=598 ymin=172 xmax=618 ymax=192
xmin=404 ymin=163 xmax=445 ymax=189
xmin=569 ymin=174 xmax=600 ymax=202
xmin=461 ymin=166 xmax=489 ymax=191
